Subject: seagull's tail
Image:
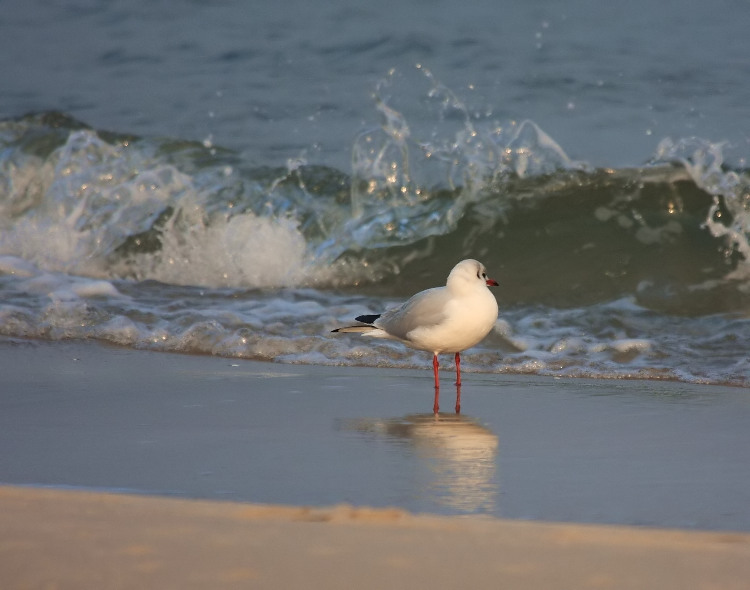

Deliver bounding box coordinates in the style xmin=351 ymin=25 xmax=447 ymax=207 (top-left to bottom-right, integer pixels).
xmin=331 ymin=325 xmax=378 ymax=334
xmin=332 ymin=313 xmax=381 ymax=334
xmin=355 ymin=314 xmax=381 ymax=324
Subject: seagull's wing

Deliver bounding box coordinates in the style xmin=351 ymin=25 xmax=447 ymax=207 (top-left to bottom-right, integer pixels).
xmin=376 ymin=287 xmax=450 ymax=340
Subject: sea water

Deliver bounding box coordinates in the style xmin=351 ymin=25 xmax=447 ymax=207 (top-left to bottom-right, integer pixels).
xmin=2 ymin=0 xmax=750 ymax=386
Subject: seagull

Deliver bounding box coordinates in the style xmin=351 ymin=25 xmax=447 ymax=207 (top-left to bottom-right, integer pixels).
xmin=332 ymin=259 xmax=499 ymax=413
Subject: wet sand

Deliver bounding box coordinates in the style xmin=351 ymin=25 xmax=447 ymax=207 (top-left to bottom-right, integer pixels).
xmin=1 ymin=337 xmax=750 ymax=586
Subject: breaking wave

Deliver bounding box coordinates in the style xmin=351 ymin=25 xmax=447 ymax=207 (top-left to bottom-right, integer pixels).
xmin=2 ymin=105 xmax=750 ymax=315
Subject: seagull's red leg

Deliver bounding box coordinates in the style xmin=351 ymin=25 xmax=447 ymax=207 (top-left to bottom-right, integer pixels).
xmin=455 ymin=383 xmax=462 ymax=414
xmin=454 ymin=352 xmax=462 ymax=386
xmin=433 ymin=354 xmax=440 ymax=414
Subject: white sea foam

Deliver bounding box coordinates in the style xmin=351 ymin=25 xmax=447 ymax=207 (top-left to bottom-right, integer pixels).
xmin=611 ymin=339 xmax=652 ymax=354
xmin=0 ymin=128 xmax=323 ymax=290
xmin=134 ymin=211 xmax=309 ymax=288
xmin=0 ymin=261 xmax=748 ymax=386
xmin=70 ymin=280 xmax=123 ymax=298
xmin=0 ymin=130 xmax=194 ymax=278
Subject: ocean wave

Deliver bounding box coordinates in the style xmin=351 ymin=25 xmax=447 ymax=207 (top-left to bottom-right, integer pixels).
xmin=1 ymin=258 xmax=748 ymax=387
xmin=1 ymin=100 xmax=750 ymax=315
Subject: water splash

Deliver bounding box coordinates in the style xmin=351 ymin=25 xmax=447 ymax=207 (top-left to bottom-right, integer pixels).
xmin=653 ymin=137 xmax=750 ymax=276
xmin=346 ymin=66 xmax=583 ymax=256
xmin=0 ymin=121 xmax=317 ymax=288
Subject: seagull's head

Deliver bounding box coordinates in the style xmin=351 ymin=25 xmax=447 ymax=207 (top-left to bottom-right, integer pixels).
xmin=447 ymin=259 xmax=499 ymax=292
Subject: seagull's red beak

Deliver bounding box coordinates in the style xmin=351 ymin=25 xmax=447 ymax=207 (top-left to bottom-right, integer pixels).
xmin=486 ymin=278 xmax=499 ymax=287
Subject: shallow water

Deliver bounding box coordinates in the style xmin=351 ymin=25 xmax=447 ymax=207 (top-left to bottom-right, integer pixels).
xmin=2 ymin=340 xmax=749 ymax=531
xmin=2 ymin=1 xmax=750 ymax=386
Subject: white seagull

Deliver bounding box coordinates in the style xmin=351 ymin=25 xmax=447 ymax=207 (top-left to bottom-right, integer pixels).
xmin=332 ymin=259 xmax=499 ymax=413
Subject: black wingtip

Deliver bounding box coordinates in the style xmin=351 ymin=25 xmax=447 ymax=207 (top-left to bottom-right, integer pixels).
xmin=355 ymin=314 xmax=381 ymax=324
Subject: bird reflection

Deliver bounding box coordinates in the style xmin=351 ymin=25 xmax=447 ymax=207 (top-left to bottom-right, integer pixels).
xmin=339 ymin=412 xmax=499 ymax=513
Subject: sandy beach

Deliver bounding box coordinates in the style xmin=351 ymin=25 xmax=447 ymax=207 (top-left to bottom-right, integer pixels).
xmin=2 ymin=484 xmax=750 ymax=589
xmin=1 ymin=337 xmax=750 ymax=587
